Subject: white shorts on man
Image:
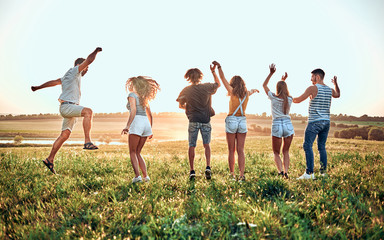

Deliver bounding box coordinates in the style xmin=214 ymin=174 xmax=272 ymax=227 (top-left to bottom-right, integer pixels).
xmin=129 ymin=115 xmax=152 ymax=137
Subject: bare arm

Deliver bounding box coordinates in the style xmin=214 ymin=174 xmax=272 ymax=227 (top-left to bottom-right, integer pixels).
xmin=146 ymin=106 xmax=154 ymax=139
xmin=212 ymin=61 xmax=232 ymax=94
xmin=293 ymin=85 xmax=317 ymax=103
xmin=210 ymin=63 xmax=221 ymax=88
xmin=248 ymin=89 xmax=260 ymax=96
xmin=121 ymin=97 xmax=137 ymax=135
xmin=331 ymin=76 xmax=340 ymax=98
xmin=31 ymin=78 xmax=61 ymax=91
xmin=262 ymin=64 xmax=276 ymax=95
xmin=78 ymin=47 xmax=103 ymax=73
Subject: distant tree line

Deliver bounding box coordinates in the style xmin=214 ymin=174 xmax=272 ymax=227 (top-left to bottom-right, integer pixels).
xmin=1 ymin=112 xmax=384 ymax=121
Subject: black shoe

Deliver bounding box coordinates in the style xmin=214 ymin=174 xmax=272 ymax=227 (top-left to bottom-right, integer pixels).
xmin=189 ymin=170 xmax=196 ymax=180
xmin=284 ymin=172 xmax=289 ymax=179
xmin=42 ymin=159 xmax=56 ymax=174
xmin=205 ymin=166 xmax=211 ymax=180
xmin=278 ymin=171 xmax=284 ymax=177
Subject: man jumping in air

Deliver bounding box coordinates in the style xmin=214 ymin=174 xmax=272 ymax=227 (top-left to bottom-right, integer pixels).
xmin=31 ymin=47 xmax=102 ymax=174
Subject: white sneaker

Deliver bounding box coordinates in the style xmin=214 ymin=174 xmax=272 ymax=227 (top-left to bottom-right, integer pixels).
xmin=144 ymin=176 xmax=150 ymax=182
xmin=297 ymin=172 xmax=316 ymax=180
xmin=132 ymin=176 xmax=143 ymax=183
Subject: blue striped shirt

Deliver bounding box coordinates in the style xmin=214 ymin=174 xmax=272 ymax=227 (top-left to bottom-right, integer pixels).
xmin=308 ymin=84 xmax=332 ymax=122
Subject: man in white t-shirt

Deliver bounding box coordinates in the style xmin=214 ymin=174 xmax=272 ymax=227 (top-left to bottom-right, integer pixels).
xmin=31 ymin=47 xmax=102 ymax=174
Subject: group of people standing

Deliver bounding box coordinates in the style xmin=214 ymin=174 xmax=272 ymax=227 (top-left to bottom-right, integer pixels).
xmin=31 ymin=47 xmax=340 ymax=183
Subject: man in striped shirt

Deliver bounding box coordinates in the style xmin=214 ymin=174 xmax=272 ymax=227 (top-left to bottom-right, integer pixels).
xmin=293 ymin=69 xmax=340 ymax=180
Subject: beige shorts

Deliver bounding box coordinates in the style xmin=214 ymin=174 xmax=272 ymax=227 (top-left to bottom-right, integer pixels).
xmin=59 ymin=103 xmax=84 ymax=132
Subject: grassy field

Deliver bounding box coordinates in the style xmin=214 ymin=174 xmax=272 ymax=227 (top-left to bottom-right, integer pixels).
xmin=1 ymin=137 xmax=384 ymax=239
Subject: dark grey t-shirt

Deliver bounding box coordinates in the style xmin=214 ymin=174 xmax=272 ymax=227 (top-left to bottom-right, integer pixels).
xmin=126 ymin=92 xmax=147 ymax=116
xmin=176 ymin=83 xmax=219 ymax=123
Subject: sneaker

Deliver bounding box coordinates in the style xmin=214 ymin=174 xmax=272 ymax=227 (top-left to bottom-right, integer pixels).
xmin=297 ymin=172 xmax=316 ymax=180
xmin=205 ymin=166 xmax=211 ymax=180
xmin=229 ymin=173 xmax=236 ymax=181
xmin=278 ymin=171 xmax=284 ymax=177
xmin=144 ymin=176 xmax=150 ymax=182
xmin=238 ymin=176 xmax=246 ymax=182
xmin=284 ymin=172 xmax=289 ymax=179
xmin=321 ymin=173 xmax=328 ymax=177
xmin=132 ymin=176 xmax=143 ymax=183
xmin=189 ymin=170 xmax=196 ymax=180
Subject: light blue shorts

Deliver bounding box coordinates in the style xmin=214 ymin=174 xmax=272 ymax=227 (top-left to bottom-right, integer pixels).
xmin=225 ymin=116 xmax=247 ymax=134
xmin=129 ymin=115 xmax=152 ymax=137
xmin=271 ymin=118 xmax=294 ymax=138
xmin=59 ymin=103 xmax=84 ymax=132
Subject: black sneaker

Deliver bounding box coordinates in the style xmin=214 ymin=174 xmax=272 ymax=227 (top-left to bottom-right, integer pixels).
xmin=205 ymin=166 xmax=211 ymax=180
xmin=189 ymin=170 xmax=196 ymax=180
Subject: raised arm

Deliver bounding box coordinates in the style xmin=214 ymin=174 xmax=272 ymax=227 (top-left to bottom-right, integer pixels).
xmin=31 ymin=78 xmax=61 ymax=91
xmin=210 ymin=63 xmax=221 ymax=88
xmin=262 ymin=64 xmax=276 ymax=95
xmin=121 ymin=96 xmax=137 ymax=135
xmin=331 ymin=76 xmax=340 ymax=98
xmin=78 ymin=47 xmax=103 ymax=73
xmin=212 ymin=61 xmax=232 ymax=94
xmin=293 ymin=85 xmax=317 ymax=103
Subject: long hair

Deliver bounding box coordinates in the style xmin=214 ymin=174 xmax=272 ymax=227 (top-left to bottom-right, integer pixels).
xmin=125 ymin=76 xmax=160 ymax=108
xmin=230 ymin=76 xmax=247 ymax=99
xmin=276 ymin=81 xmax=291 ymax=115
xmin=184 ymin=68 xmax=203 ymax=84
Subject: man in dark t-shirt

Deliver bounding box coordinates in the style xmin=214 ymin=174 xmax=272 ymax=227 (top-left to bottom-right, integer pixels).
xmin=177 ymin=66 xmax=221 ymax=180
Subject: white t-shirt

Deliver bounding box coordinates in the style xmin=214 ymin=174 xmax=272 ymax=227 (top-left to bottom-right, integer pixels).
xmin=58 ymin=66 xmax=81 ymax=104
xmin=268 ymin=91 xmax=292 ymax=120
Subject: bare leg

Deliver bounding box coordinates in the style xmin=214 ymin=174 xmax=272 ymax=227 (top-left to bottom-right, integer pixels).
xmin=81 ymin=107 xmax=93 ymax=143
xmin=282 ymin=135 xmax=293 ymax=174
xmin=136 ymin=136 xmax=148 ymax=178
xmin=188 ymin=146 xmax=195 ymax=171
xmin=272 ymin=136 xmax=283 ymax=173
xmin=47 ymin=130 xmax=71 ymax=163
xmin=226 ymin=133 xmax=236 ymax=177
xmin=129 ymin=134 xmax=141 ymax=177
xmin=236 ymin=133 xmax=247 ymax=177
xmin=203 ymin=143 xmax=211 ymax=168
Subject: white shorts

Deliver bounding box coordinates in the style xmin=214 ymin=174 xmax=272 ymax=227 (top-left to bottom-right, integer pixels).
xmin=129 ymin=115 xmax=152 ymax=137
xmin=225 ymin=116 xmax=247 ymax=134
xmin=271 ymin=118 xmax=294 ymax=138
xmin=59 ymin=103 xmax=84 ymax=132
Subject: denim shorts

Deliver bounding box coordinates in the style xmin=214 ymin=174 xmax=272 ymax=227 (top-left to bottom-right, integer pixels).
xmin=129 ymin=115 xmax=152 ymax=137
xmin=188 ymin=122 xmax=211 ymax=147
xmin=59 ymin=103 xmax=84 ymax=132
xmin=271 ymin=118 xmax=294 ymax=138
xmin=225 ymin=116 xmax=247 ymax=134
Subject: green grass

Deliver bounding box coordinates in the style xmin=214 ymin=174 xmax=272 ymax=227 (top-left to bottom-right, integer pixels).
xmin=1 ymin=137 xmax=384 ymax=239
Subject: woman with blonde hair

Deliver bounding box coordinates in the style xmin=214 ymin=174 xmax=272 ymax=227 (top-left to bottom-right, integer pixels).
xmin=122 ymin=76 xmax=160 ymax=183
xmin=212 ymin=61 xmax=259 ymax=182
xmin=262 ymin=64 xmax=294 ymax=179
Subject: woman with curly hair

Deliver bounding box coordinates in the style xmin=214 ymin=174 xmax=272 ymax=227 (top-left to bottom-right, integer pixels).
xmin=262 ymin=64 xmax=294 ymax=179
xmin=212 ymin=61 xmax=259 ymax=182
xmin=122 ymin=76 xmax=160 ymax=183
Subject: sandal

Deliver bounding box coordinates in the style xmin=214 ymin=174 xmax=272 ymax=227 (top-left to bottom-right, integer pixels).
xmin=43 ymin=159 xmax=56 ymax=174
xmin=83 ymin=142 xmax=99 ymax=150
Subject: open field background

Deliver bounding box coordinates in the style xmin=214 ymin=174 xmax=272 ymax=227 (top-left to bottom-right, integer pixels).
xmin=1 ymin=137 xmax=384 ymax=239
xmin=1 ymin=116 xmax=382 ymax=143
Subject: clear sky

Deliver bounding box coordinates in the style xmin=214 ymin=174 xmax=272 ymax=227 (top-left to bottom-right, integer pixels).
xmin=0 ymin=0 xmax=383 ymax=117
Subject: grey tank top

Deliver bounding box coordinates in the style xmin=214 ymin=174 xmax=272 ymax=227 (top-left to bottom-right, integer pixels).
xmin=126 ymin=92 xmax=147 ymax=116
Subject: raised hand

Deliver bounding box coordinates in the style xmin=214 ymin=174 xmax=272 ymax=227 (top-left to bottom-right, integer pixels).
xmin=212 ymin=61 xmax=221 ymax=68
xmin=269 ymin=64 xmax=276 ymax=74
xmin=210 ymin=64 xmax=216 ymax=73
xmin=281 ymin=72 xmax=288 ymax=81
xmin=95 ymin=47 xmax=102 ymax=52
xmin=31 ymin=86 xmax=37 ymax=91
xmin=331 ymin=76 xmax=337 ymax=85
